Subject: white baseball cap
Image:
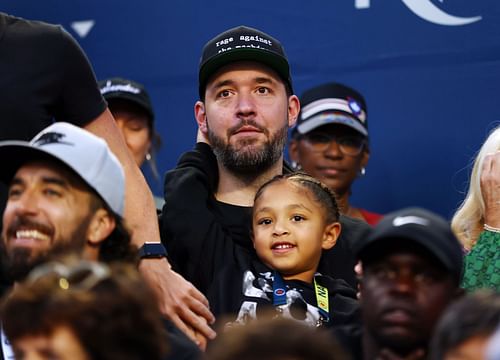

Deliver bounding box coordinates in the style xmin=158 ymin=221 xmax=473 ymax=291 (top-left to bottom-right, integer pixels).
xmin=0 ymin=122 xmax=125 ymax=216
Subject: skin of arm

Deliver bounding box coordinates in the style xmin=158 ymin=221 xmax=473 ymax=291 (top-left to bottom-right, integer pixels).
xmin=84 ymin=109 xmax=215 ymax=349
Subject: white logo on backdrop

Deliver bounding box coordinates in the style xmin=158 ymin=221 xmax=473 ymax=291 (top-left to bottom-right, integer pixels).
xmin=355 ymin=0 xmax=482 ymax=26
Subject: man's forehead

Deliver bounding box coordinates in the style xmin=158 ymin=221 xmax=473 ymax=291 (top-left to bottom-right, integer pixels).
xmin=206 ymin=61 xmax=284 ymax=89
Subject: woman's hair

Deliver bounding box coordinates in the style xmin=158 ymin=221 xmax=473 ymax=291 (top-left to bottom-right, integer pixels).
xmin=451 ymin=125 xmax=500 ymax=249
xmin=429 ymin=290 xmax=500 ymax=360
xmin=1 ymin=258 xmax=168 ymax=360
xmin=254 ymin=172 xmax=340 ymax=223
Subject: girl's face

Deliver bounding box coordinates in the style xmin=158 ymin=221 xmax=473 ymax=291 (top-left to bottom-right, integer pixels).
xmin=252 ymin=180 xmax=340 ymax=283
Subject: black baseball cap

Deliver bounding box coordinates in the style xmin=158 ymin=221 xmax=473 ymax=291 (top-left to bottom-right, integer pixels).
xmin=99 ymin=77 xmax=154 ymax=122
xmin=294 ymin=82 xmax=368 ymax=137
xmin=198 ymin=25 xmax=293 ymax=99
xmin=353 ymin=207 xmax=463 ymax=281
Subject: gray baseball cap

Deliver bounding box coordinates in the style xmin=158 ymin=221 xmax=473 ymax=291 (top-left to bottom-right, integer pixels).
xmin=0 ymin=122 xmax=125 ymax=216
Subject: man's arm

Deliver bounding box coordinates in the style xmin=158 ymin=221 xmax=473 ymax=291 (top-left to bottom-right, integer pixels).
xmin=84 ymin=109 xmax=215 ymax=346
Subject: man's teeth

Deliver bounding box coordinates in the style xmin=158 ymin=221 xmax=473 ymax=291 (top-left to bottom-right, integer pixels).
xmin=15 ymin=230 xmax=50 ymax=241
xmin=274 ymin=244 xmax=293 ymax=249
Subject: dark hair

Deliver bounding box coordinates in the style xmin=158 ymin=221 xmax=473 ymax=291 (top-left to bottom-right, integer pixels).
xmin=206 ymin=315 xmax=349 ymax=360
xmin=429 ymin=290 xmax=500 ymax=360
xmin=88 ymin=194 xmax=137 ymax=263
xmin=1 ymin=259 xmax=168 ymax=360
xmin=254 ymin=172 xmax=340 ymax=223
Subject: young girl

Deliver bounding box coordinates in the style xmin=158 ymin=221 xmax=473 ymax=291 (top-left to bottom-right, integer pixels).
xmin=209 ymin=173 xmax=359 ymax=330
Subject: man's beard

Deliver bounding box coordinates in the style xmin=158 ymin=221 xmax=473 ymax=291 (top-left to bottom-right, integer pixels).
xmin=207 ymin=118 xmax=288 ymax=181
xmin=0 ymin=217 xmax=90 ymax=283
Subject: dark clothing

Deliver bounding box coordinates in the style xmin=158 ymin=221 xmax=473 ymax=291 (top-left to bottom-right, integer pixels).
xmin=334 ymin=325 xmax=363 ymax=360
xmin=209 ymin=252 xmax=359 ymax=330
xmin=0 ymin=12 xmax=106 ymax=141
xmin=162 ymin=319 xmax=201 ymax=360
xmin=161 ymin=142 xmax=370 ymax=294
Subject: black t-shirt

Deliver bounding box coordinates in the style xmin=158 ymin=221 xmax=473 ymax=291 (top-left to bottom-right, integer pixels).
xmin=0 ymin=12 xmax=106 ymax=141
xmin=161 ymin=143 xmax=370 ymax=294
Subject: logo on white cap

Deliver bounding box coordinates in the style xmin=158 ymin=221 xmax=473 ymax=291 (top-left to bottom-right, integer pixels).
xmin=392 ymin=216 xmax=430 ymax=227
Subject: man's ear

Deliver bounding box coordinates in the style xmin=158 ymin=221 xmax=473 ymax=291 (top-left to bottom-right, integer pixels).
xmin=194 ymin=101 xmax=208 ymax=134
xmin=86 ymin=208 xmax=116 ymax=247
xmin=322 ymin=222 xmax=341 ymax=250
xmin=287 ymin=95 xmax=300 ymax=128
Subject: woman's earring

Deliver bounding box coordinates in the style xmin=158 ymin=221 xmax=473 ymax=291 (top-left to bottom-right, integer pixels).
xmin=359 ymin=167 xmax=366 ymax=177
xmin=145 ymin=153 xmax=152 ymax=161
xmin=291 ymin=161 xmax=302 ymax=171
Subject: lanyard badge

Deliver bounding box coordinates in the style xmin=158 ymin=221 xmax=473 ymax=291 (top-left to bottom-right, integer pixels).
xmin=314 ymin=276 xmax=330 ymax=322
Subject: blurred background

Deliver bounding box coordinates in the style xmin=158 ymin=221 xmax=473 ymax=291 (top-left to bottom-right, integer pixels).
xmin=3 ymin=0 xmax=499 ymax=219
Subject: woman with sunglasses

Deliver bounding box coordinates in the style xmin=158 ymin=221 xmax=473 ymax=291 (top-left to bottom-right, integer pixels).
xmin=289 ymin=82 xmax=382 ymax=226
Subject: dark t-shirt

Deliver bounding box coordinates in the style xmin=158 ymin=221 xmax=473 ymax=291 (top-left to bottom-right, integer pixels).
xmin=0 ymin=12 xmax=106 ymax=140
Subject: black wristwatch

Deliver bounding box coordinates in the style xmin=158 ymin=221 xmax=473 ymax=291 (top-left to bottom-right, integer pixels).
xmin=138 ymin=242 xmax=168 ymax=259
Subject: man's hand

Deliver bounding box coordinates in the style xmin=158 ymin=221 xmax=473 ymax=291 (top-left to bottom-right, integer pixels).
xmin=481 ymin=151 xmax=500 ymax=228
xmin=139 ymin=258 xmax=216 ymax=350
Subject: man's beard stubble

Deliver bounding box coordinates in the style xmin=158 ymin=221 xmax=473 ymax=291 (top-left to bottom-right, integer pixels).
xmin=207 ymin=117 xmax=288 ymax=182
xmin=0 ymin=216 xmax=91 ymax=283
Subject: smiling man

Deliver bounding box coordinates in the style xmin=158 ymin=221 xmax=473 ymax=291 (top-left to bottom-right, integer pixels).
xmin=0 ymin=122 xmax=130 ymax=283
xmin=338 ymin=207 xmax=464 ymax=360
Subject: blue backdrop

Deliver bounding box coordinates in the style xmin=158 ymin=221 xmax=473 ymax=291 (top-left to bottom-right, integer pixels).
xmin=4 ymin=0 xmax=499 ymax=219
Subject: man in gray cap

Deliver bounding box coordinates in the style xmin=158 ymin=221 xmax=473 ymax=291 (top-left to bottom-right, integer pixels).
xmin=0 ymin=122 xmax=130 ymax=281
xmin=338 ymin=207 xmax=464 ymax=360
xmin=0 ymin=122 xmax=201 ymax=359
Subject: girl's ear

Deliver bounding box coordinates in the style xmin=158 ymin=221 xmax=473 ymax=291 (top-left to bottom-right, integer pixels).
xmin=322 ymin=222 xmax=341 ymax=250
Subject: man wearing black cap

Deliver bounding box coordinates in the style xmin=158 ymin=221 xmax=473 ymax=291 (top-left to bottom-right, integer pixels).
xmin=338 ymin=207 xmax=464 ymax=360
xmin=161 ymin=26 xmax=369 ymax=298
xmin=289 ymin=82 xmax=382 ymax=226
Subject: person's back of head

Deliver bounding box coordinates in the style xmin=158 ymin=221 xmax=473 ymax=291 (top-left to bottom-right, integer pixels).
xmin=205 ymin=315 xmax=349 ymax=360
xmin=429 ymin=290 xmax=500 ymax=360
xmin=1 ymin=257 xmax=168 ymax=360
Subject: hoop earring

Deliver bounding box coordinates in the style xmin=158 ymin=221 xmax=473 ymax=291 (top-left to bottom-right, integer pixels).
xmin=359 ymin=167 xmax=366 ymax=177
